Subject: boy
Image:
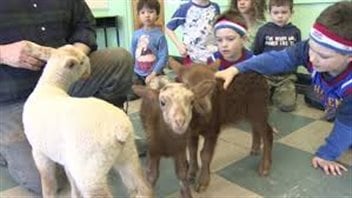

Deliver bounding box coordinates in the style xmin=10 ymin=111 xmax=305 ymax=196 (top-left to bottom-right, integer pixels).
xmin=216 ymin=1 xmax=352 ymax=176
xmin=208 ymin=10 xmax=253 ymax=70
xmin=165 ymin=0 xmax=220 ymax=66
xmin=131 ymin=0 xmax=168 ymax=86
xmin=253 ymin=0 xmax=301 ymax=112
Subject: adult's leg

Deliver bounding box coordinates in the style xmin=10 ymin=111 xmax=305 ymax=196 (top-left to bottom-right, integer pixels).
xmin=0 ymin=101 xmax=41 ymax=194
xmin=69 ymin=48 xmax=133 ymax=108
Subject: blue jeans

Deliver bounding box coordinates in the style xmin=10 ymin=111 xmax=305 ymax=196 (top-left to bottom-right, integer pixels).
xmin=0 ymin=48 xmax=132 ymax=194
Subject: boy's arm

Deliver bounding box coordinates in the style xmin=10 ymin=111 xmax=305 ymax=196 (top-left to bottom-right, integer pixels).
xmin=215 ymin=41 xmax=309 ymax=90
xmin=237 ymin=41 xmax=309 ymax=75
xmin=165 ymin=27 xmax=187 ymax=57
xmin=296 ymin=28 xmax=302 ymax=43
xmin=153 ymin=35 xmax=168 ymax=74
xmin=253 ymin=28 xmax=265 ymax=55
xmin=130 ymin=33 xmax=138 ymax=60
xmin=315 ymin=96 xmax=352 ymax=161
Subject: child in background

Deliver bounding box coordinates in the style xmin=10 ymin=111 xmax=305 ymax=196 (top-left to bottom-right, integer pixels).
xmin=208 ymin=10 xmax=253 ymax=70
xmin=165 ymin=0 xmax=220 ymax=66
xmin=216 ymin=1 xmax=352 ymax=176
xmin=230 ymin=0 xmax=266 ymax=50
xmin=131 ymin=0 xmax=168 ymax=86
xmin=253 ymin=0 xmax=301 ymax=112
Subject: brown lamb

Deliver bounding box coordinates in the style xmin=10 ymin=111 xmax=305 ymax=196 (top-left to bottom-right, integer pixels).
xmin=169 ymin=58 xmax=274 ymax=193
xmin=132 ymin=81 xmax=214 ymax=198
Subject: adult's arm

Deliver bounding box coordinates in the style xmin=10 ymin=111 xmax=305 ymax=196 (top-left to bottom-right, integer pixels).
xmin=68 ymin=0 xmax=97 ymax=53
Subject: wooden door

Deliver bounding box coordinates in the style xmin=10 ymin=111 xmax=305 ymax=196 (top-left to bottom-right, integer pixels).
xmin=131 ymin=0 xmax=165 ymax=31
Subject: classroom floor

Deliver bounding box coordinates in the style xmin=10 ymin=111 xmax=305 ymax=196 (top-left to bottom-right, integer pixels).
xmin=0 ymin=92 xmax=351 ymax=197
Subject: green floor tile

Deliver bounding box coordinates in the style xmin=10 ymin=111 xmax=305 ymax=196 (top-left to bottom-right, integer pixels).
xmin=236 ymin=107 xmax=316 ymax=138
xmin=217 ymin=143 xmax=352 ymax=197
xmin=110 ymin=157 xmax=181 ymax=197
xmin=0 ymin=166 xmax=20 ymax=191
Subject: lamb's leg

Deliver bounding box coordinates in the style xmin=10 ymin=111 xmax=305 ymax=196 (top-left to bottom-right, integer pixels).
xmin=259 ymin=123 xmax=274 ymax=176
xmin=113 ymin=136 xmax=153 ymax=197
xmin=146 ymin=152 xmax=160 ymax=187
xmin=64 ymin=168 xmax=81 ymax=198
xmin=187 ymin=134 xmax=199 ymax=183
xmin=79 ymin=181 xmax=112 ymax=198
xmin=32 ymin=149 xmax=57 ymax=198
xmin=174 ymin=153 xmax=192 ymax=198
xmin=250 ymin=127 xmax=261 ymax=155
xmin=195 ymin=132 xmax=219 ymax=192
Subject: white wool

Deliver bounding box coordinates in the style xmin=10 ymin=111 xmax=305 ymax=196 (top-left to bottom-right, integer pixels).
xmin=22 ymin=46 xmax=151 ymax=198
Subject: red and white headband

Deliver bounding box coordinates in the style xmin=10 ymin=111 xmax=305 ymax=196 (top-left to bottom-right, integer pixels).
xmin=214 ymin=20 xmax=247 ymax=36
xmin=310 ymin=23 xmax=352 ymax=55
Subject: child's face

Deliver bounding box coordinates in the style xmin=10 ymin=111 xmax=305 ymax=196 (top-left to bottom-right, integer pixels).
xmin=269 ymin=5 xmax=292 ymax=27
xmin=237 ymin=0 xmax=252 ymax=14
xmin=309 ymin=40 xmax=352 ymax=76
xmin=138 ymin=6 xmax=158 ymax=28
xmin=215 ymin=28 xmax=244 ymax=61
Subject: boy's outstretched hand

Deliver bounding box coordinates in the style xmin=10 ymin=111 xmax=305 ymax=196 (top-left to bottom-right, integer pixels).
xmin=214 ymin=66 xmax=239 ymax=90
xmin=312 ymin=156 xmax=348 ymax=176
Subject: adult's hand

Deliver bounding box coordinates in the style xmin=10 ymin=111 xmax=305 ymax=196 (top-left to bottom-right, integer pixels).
xmin=0 ymin=41 xmax=47 ymax=71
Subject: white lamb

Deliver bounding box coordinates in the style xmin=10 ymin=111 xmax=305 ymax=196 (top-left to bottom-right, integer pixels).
xmin=22 ymin=45 xmax=152 ymax=198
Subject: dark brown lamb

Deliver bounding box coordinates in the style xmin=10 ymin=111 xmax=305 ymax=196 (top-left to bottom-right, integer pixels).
xmin=132 ymin=81 xmax=213 ymax=198
xmin=169 ymin=58 xmax=274 ymax=193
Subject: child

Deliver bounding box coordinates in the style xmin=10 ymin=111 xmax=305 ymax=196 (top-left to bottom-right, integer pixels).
xmin=253 ymin=0 xmax=301 ymax=112
xmin=131 ymin=0 xmax=168 ymax=86
xmin=230 ymin=0 xmax=267 ymax=50
xmin=216 ymin=1 xmax=352 ymax=176
xmin=208 ymin=10 xmax=253 ymax=70
xmin=165 ymin=0 xmax=220 ymax=66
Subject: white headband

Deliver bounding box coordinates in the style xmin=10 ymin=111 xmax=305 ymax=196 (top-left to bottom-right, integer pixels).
xmin=310 ymin=23 xmax=352 ymax=55
xmin=214 ymin=20 xmax=247 ymax=36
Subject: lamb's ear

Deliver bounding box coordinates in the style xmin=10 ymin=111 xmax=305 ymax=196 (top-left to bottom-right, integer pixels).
xmin=64 ymin=58 xmax=79 ymax=69
xmin=191 ymin=79 xmax=216 ymax=99
xmin=168 ymin=57 xmax=185 ymax=76
xmin=132 ymin=85 xmax=159 ymax=100
xmin=208 ymin=60 xmax=221 ymax=72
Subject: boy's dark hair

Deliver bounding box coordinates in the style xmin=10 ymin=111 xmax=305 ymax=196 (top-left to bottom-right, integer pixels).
xmin=137 ymin=0 xmax=160 ymax=15
xmin=268 ymin=0 xmax=293 ymax=11
xmin=316 ymin=1 xmax=352 ymax=40
xmin=230 ymin=0 xmax=267 ymax=21
xmin=214 ymin=9 xmax=247 ymax=30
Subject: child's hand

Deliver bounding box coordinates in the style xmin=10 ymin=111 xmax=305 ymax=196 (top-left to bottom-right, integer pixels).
xmin=215 ymin=67 xmax=239 ymax=90
xmin=176 ymin=43 xmax=187 ymax=57
xmin=145 ymin=72 xmax=157 ymax=85
xmin=312 ymin=156 xmax=348 ymax=176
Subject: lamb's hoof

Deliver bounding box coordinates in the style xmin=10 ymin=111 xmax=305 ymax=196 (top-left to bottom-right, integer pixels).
xmin=250 ymin=149 xmax=260 ymax=155
xmin=187 ymin=173 xmax=197 ymax=184
xmin=194 ymin=182 xmax=208 ymax=193
xmin=258 ymin=163 xmax=271 ymax=176
xmin=180 ymin=188 xmax=193 ymax=198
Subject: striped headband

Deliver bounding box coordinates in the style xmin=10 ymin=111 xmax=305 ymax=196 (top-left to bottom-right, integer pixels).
xmin=214 ymin=20 xmax=247 ymax=36
xmin=310 ymin=23 xmax=352 ymax=55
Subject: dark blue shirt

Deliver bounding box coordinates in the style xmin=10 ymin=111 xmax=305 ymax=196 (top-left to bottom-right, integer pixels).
xmin=253 ymin=22 xmax=301 ymax=55
xmin=0 ymin=0 xmax=97 ymax=103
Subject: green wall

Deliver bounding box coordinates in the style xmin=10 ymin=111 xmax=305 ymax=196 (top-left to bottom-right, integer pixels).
xmin=91 ymin=0 xmax=337 ymax=54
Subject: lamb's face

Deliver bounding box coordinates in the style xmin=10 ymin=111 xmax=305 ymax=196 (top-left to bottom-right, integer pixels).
xmin=147 ymin=75 xmax=171 ymax=90
xmin=168 ymin=58 xmax=216 ymax=116
xmin=159 ymin=83 xmax=195 ymax=135
xmin=46 ymin=46 xmax=91 ymax=85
